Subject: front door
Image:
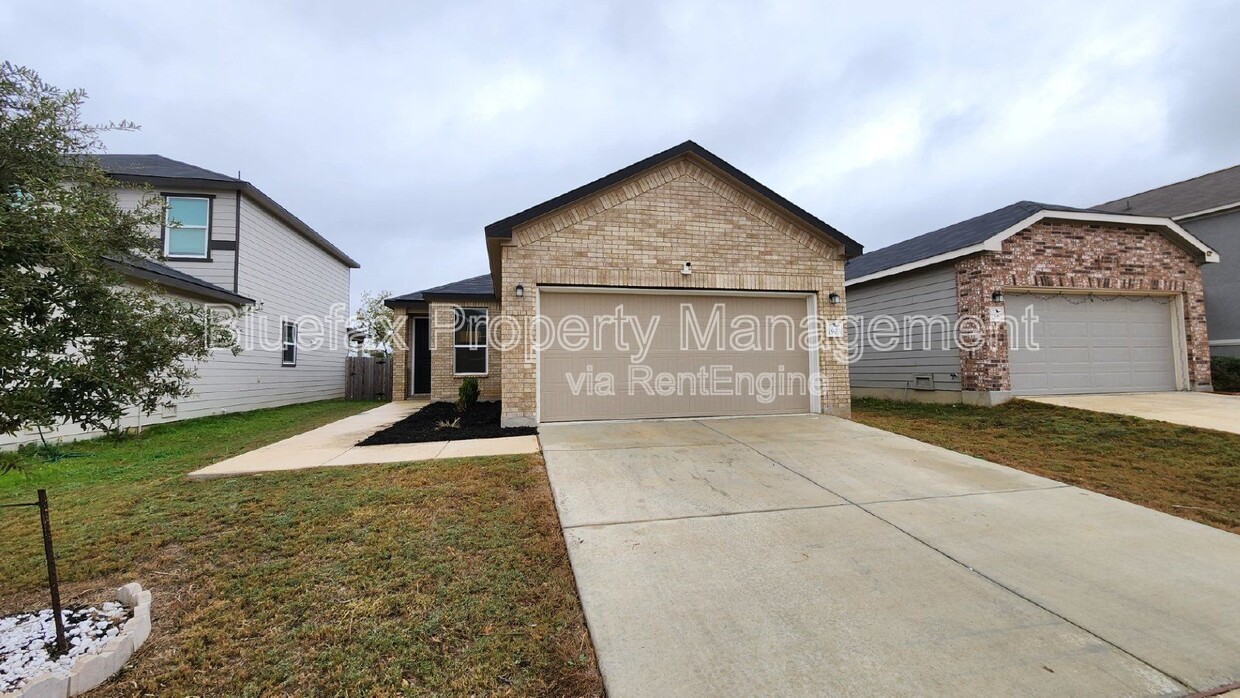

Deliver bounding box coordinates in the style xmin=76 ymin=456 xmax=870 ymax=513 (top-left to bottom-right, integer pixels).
xmin=412 ymin=317 xmax=432 ymax=395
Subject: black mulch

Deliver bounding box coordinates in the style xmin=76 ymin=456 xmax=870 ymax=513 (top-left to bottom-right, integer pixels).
xmin=358 ymin=401 xmax=537 ymax=446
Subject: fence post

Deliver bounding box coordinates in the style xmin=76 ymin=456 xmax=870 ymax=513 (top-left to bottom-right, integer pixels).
xmin=37 ymin=489 xmax=68 ymax=655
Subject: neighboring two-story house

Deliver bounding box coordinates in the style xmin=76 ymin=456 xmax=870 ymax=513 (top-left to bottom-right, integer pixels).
xmin=2 ymin=155 xmax=359 ymax=448
xmin=1095 ymin=165 xmax=1240 ymax=358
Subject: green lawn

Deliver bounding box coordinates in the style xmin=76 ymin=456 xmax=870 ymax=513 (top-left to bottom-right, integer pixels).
xmin=852 ymin=398 xmax=1240 ymax=534
xmin=0 ymin=401 xmax=602 ymax=696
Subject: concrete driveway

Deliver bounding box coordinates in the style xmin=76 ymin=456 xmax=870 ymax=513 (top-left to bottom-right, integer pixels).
xmin=541 ymin=415 xmax=1240 ymax=697
xmin=1022 ymin=391 xmax=1240 ymax=435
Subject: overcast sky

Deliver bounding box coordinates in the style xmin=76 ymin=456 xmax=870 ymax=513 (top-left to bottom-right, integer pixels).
xmin=4 ymin=1 xmax=1238 ymax=309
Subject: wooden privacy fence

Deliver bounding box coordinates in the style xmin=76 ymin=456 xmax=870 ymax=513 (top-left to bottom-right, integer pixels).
xmin=346 ymin=355 xmax=393 ymax=400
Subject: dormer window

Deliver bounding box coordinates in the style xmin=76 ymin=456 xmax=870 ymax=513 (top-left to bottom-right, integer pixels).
xmin=164 ymin=195 xmax=211 ymax=259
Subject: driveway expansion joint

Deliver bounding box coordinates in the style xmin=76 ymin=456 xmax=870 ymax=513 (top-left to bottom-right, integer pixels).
xmin=852 ymin=483 xmax=1073 ymax=506
xmin=560 ymin=501 xmax=853 ymax=530
xmin=693 ymin=418 xmax=1194 ymax=691
xmin=851 ymin=499 xmax=1195 ymax=691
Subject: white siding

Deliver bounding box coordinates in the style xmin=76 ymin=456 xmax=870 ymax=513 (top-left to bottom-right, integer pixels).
xmin=186 ymin=194 xmax=351 ymax=415
xmin=848 ymin=264 xmax=963 ymax=392
xmin=113 ymin=186 xmax=239 ymax=291
xmin=2 ymin=190 xmax=352 ymax=449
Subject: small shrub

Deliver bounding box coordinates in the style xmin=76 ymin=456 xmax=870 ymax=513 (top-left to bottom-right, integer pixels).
xmin=1213 ymin=356 xmax=1240 ymax=392
xmin=457 ymin=377 xmax=480 ymax=413
xmin=435 ymin=418 xmax=462 ymax=430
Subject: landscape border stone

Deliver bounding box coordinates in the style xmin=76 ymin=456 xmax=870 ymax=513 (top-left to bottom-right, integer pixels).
xmin=1 ymin=583 xmax=152 ymax=698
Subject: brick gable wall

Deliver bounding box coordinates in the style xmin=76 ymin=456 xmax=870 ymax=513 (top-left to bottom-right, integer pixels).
xmin=956 ymin=220 xmax=1211 ymax=393
xmin=498 ymin=155 xmax=850 ymax=425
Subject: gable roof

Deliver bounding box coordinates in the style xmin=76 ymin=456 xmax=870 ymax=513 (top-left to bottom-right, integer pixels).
xmin=1094 ymin=164 xmax=1240 ymax=219
xmin=845 ymin=201 xmax=1217 ymax=286
xmin=92 ymin=154 xmax=360 ymax=269
xmin=103 ymin=254 xmax=254 ymax=305
xmin=483 ymin=140 xmax=863 ymax=258
xmin=385 ymin=274 xmax=493 ymax=308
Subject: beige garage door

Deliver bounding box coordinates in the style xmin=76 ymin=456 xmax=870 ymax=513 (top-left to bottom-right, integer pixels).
xmin=1008 ymin=293 xmax=1179 ymax=395
xmin=539 ymin=290 xmax=814 ymax=422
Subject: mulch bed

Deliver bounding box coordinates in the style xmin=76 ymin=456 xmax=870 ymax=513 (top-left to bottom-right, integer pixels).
xmin=358 ymin=401 xmax=537 ymax=446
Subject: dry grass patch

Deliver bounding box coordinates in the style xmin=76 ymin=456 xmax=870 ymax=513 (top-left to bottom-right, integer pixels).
xmin=0 ymin=400 xmax=601 ymax=696
xmin=851 ymin=398 xmax=1240 ymax=533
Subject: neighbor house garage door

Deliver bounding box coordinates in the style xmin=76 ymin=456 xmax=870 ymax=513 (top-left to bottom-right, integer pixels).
xmin=1008 ymin=293 xmax=1179 ymax=395
xmin=539 ymin=290 xmax=814 ymax=421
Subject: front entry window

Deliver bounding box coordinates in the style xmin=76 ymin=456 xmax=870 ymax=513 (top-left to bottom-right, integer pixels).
xmin=453 ymin=308 xmax=488 ymax=375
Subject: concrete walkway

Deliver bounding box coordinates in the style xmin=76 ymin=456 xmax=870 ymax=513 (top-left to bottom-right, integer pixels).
xmin=542 ymin=415 xmax=1240 ymax=697
xmin=188 ymin=401 xmax=540 ymax=480
xmin=1022 ymin=391 xmax=1240 ymax=435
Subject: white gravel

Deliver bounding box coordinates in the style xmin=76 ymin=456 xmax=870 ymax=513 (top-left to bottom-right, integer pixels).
xmin=0 ymin=603 xmax=130 ymax=693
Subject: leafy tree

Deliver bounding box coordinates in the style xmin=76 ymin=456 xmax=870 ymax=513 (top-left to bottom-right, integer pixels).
xmin=0 ymin=62 xmax=240 ymax=444
xmin=352 ymin=289 xmax=395 ymax=356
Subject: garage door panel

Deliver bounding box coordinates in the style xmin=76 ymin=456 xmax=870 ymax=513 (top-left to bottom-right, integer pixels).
xmin=1009 ymin=294 xmax=1177 ymax=396
xmin=540 ymin=291 xmax=813 ymax=422
xmin=1130 ymin=347 xmax=1171 ymax=362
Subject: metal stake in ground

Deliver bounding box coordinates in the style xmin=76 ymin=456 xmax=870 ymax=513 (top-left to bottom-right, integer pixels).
xmin=37 ymin=489 xmax=68 ymax=655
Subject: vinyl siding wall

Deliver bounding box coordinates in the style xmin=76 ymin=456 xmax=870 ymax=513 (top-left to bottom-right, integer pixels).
xmin=2 ymin=190 xmax=351 ymax=449
xmin=114 ymin=186 xmax=238 ymax=291
xmin=848 ymin=264 xmax=962 ymax=394
xmin=188 ymin=195 xmax=350 ymax=414
xmin=1181 ymin=210 xmax=1240 ymax=357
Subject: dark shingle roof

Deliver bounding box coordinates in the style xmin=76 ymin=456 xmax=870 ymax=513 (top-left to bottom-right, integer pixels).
xmin=103 ymin=255 xmax=254 ymax=305
xmin=420 ymin=273 xmax=493 ymax=297
xmin=845 ymin=201 xmax=1095 ymax=282
xmin=92 ymin=154 xmax=240 ymax=182
xmin=386 ymin=274 xmax=493 ymax=307
xmin=484 ymin=140 xmax=863 ymax=258
xmin=1095 ymin=164 xmax=1240 ymax=218
xmin=90 ymin=154 xmax=359 ymax=269
xmin=385 ymin=290 xmax=424 ymax=304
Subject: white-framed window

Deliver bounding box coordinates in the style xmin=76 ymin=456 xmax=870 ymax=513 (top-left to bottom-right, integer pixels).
xmin=281 ymin=321 xmax=297 ymax=367
xmin=453 ymin=307 xmax=488 ymax=375
xmin=164 ymin=196 xmax=210 ymax=258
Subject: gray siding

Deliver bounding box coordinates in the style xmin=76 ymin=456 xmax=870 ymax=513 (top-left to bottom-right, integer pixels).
xmin=848 ymin=264 xmax=962 ymax=391
xmin=1182 ymin=210 xmax=1240 ymax=358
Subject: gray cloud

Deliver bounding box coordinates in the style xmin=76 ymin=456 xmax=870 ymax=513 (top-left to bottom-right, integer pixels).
xmin=4 ymin=0 xmax=1238 ymax=307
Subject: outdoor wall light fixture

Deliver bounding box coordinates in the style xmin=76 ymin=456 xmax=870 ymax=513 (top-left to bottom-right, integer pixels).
xmin=681 ymin=261 xmax=693 ymax=275
xmin=515 ymin=284 xmax=524 ymax=298
xmin=828 ymin=292 xmax=841 ymax=305
xmin=992 ymin=290 xmax=1005 ymax=303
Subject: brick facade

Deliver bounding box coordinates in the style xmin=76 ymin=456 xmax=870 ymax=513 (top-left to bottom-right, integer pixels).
xmin=428 ymin=299 xmax=503 ymax=402
xmin=390 ymin=302 xmax=505 ymax=402
xmin=956 ymin=220 xmax=1211 ymax=393
xmin=498 ymin=155 xmax=850 ymax=426
xmin=391 ymin=310 xmax=409 ymax=398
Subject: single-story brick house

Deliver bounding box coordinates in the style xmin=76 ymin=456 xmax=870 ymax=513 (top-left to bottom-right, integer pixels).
xmin=846 ymin=201 xmax=1219 ymax=404
xmin=386 ymin=141 xmax=863 ymax=426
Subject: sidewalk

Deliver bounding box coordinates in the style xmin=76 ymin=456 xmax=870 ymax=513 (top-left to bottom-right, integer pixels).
xmin=188 ymin=401 xmax=540 ymax=480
